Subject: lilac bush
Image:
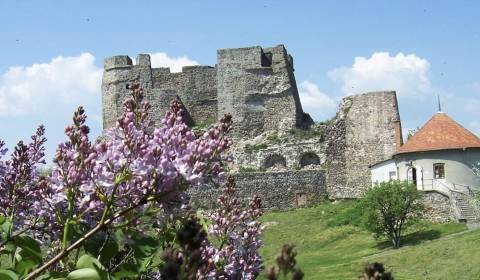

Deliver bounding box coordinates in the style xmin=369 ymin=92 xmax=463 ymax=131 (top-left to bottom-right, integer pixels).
xmin=154 ymin=176 xmax=264 ymax=280
xmin=206 ymin=176 xmax=264 ymax=279
xmin=45 ymin=83 xmax=232 ymax=237
xmin=0 ymin=126 xmax=48 ymax=239
xmin=0 ymin=82 xmax=269 ymax=280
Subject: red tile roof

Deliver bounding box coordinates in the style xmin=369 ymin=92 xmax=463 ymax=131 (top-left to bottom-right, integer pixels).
xmin=396 ymin=112 xmax=480 ymax=155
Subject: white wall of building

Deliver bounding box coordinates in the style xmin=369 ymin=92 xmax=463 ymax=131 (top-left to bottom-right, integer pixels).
xmin=370 ymin=159 xmax=397 ymax=185
xmin=396 ymin=149 xmax=480 ymax=190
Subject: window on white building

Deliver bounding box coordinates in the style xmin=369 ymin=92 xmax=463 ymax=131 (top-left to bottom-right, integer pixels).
xmin=389 ymin=171 xmax=397 ymax=180
xmin=434 ymin=163 xmax=445 ymax=179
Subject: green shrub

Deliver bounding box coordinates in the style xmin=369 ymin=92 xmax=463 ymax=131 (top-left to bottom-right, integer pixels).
xmin=266 ymin=134 xmax=284 ymax=145
xmin=288 ymin=127 xmax=325 ymax=140
xmin=360 ymin=180 xmax=424 ymax=248
xmin=239 ymin=166 xmax=258 ymax=173
xmin=245 ymin=143 xmax=268 ymax=152
xmin=319 ymin=116 xmax=336 ymax=126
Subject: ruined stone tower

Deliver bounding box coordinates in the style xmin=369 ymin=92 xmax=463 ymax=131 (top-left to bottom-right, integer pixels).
xmin=326 ymin=91 xmax=403 ymax=199
xmin=102 ymin=45 xmax=312 ymax=139
xmin=102 ymin=54 xmax=217 ymax=129
xmin=217 ymin=45 xmax=311 ymax=138
xmin=101 ymin=45 xmax=402 ymax=207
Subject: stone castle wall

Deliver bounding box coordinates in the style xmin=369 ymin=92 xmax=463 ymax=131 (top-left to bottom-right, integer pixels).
xmin=421 ymin=192 xmax=456 ymax=222
xmin=188 ymin=170 xmax=326 ymax=210
xmin=152 ymin=66 xmax=217 ymax=125
xmin=101 ymin=45 xmax=402 ymax=205
xmin=217 ymin=45 xmax=311 ymax=139
xmin=102 ymin=45 xmax=311 ymax=136
xmin=327 ymin=91 xmax=402 ymax=199
xmin=102 ymin=55 xmax=153 ymax=129
xmin=234 ymin=140 xmax=327 ymax=171
xmin=102 ymin=54 xmax=217 ymax=128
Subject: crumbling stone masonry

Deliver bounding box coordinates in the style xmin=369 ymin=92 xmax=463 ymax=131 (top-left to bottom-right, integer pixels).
xmin=102 ymin=45 xmax=402 ymax=208
xmin=326 ymin=91 xmax=403 ymax=199
xmin=188 ymin=170 xmax=326 ymax=210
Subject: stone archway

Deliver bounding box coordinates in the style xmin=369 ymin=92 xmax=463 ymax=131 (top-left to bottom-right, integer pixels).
xmin=264 ymin=154 xmax=287 ymax=170
xmin=299 ymin=152 xmax=320 ymax=168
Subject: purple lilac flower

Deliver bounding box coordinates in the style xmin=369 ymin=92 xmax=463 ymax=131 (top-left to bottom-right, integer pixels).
xmin=45 ymin=82 xmax=232 ymax=237
xmin=204 ymin=176 xmax=264 ymax=279
xmin=0 ymin=126 xmax=48 ymax=236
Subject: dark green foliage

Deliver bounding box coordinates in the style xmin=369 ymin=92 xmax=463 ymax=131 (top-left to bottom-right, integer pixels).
xmin=318 ymin=116 xmax=336 ymax=126
xmin=239 ymin=166 xmax=266 ymax=173
xmin=158 ymin=218 xmax=209 ymax=280
xmin=0 ymin=216 xmax=44 ymax=278
xmin=239 ymin=166 xmax=260 ymax=173
xmin=360 ymin=181 xmax=423 ymax=248
xmin=266 ymin=134 xmax=284 ymax=145
xmin=65 ymin=254 xmax=110 ymax=280
xmin=245 ymin=143 xmax=268 ymax=152
xmin=287 ymin=127 xmax=325 ymax=141
xmin=191 ymin=117 xmax=216 ymax=131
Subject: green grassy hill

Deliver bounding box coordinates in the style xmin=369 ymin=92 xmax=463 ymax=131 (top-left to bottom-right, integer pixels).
xmin=260 ymin=201 xmax=479 ymax=280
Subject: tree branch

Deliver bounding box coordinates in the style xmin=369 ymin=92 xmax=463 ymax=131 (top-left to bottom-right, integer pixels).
xmin=24 ymin=192 xmax=168 ymax=280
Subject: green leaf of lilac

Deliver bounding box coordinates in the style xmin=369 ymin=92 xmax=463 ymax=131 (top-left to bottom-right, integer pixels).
xmin=76 ymin=254 xmax=104 ymax=270
xmin=66 ymin=268 xmax=101 ymax=280
xmin=0 ymin=269 xmax=19 ymax=280
xmin=12 ymin=235 xmax=42 ymax=264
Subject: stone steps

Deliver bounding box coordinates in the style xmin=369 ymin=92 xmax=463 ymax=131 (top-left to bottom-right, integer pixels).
xmin=452 ymin=192 xmax=479 ymax=222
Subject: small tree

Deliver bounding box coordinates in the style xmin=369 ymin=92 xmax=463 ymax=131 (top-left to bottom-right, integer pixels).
xmin=361 ymin=180 xmax=423 ymax=248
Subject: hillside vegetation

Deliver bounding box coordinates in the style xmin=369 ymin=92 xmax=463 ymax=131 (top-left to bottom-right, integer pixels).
xmin=260 ymin=201 xmax=477 ymax=280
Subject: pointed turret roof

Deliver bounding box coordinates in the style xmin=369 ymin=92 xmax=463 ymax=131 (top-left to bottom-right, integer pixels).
xmin=396 ymin=112 xmax=480 ymax=155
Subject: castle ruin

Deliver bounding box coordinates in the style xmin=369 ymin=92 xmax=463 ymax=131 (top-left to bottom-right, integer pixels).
xmin=102 ymin=45 xmax=403 ymax=208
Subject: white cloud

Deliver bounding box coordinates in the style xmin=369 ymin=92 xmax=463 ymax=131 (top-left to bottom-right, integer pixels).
xmin=298 ymin=80 xmax=336 ymax=120
xmin=0 ymin=53 xmax=102 ymax=116
xmin=0 ymin=52 xmax=200 ymax=117
xmin=328 ymin=52 xmax=432 ymax=98
xmin=149 ymin=53 xmax=199 ymax=72
xmin=0 ymin=52 xmax=199 ymax=162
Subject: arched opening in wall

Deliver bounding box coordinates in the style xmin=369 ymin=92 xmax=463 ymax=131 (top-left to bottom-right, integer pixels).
xmin=264 ymin=154 xmax=287 ymax=170
xmin=300 ymin=152 xmax=320 ymax=168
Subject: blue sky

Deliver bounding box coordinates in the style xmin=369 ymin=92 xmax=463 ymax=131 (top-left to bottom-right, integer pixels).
xmin=1 ymin=0 xmax=480 ymax=161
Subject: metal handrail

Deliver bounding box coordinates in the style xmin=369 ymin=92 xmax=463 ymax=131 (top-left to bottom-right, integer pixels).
xmin=422 ymin=179 xmax=453 ymax=197
xmin=418 ymin=178 xmax=479 ymax=221
xmin=422 ymin=179 xmax=473 ymax=195
xmin=453 ymin=183 xmax=474 ymax=196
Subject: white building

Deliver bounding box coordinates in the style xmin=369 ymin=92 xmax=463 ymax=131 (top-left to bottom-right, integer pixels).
xmin=370 ymin=112 xmax=480 ymax=222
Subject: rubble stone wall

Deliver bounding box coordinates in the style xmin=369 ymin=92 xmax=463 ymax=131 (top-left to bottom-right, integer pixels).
xmin=188 ymin=170 xmax=326 ymax=210
xmin=152 ymin=66 xmax=217 ymax=125
xmin=421 ymin=192 xmax=456 ymax=222
xmin=217 ymin=45 xmax=309 ymax=139
xmin=234 ymin=140 xmax=328 ymax=170
xmin=326 ymin=91 xmax=402 ymax=199
xmin=102 ymin=54 xmax=217 ymax=128
xmin=101 ymin=46 xmax=457 ymax=222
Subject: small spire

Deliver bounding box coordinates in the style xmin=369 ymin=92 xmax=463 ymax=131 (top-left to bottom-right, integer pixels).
xmin=437 ymin=94 xmax=442 ymax=112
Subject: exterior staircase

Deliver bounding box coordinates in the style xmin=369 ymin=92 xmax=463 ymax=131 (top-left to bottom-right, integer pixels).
xmin=429 ymin=179 xmax=480 ymax=226
xmin=450 ymin=191 xmax=478 ymax=222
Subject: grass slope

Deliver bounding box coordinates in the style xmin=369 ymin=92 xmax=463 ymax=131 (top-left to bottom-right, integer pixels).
xmin=260 ymin=201 xmax=472 ymax=280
